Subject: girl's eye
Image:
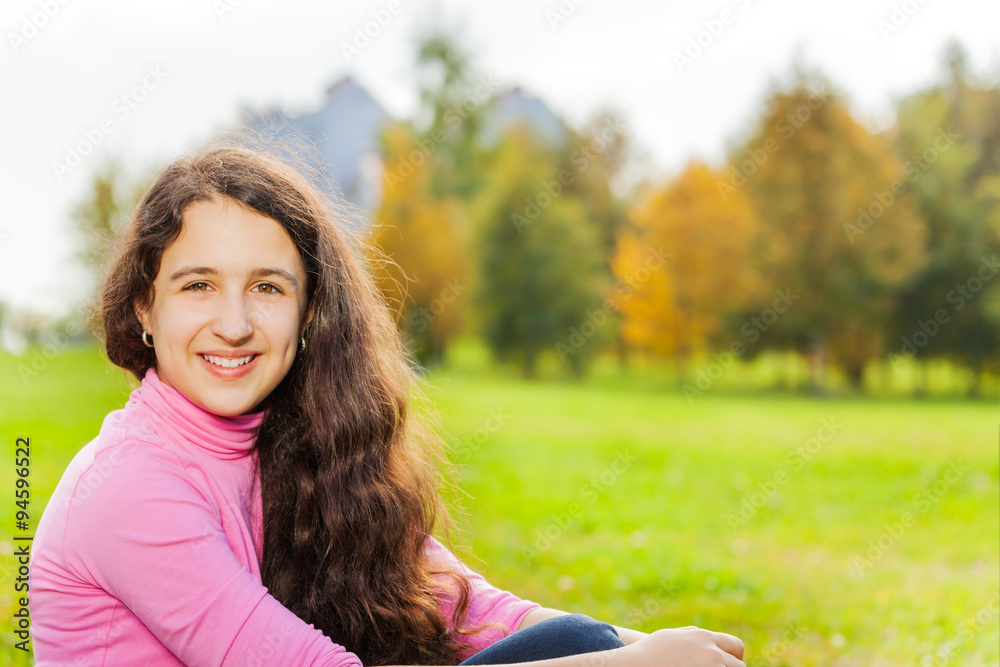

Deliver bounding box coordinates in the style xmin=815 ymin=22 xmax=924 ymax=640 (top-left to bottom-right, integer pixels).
xmin=185 ymin=282 xmax=211 ymax=291
xmin=253 ymin=283 xmax=282 ymax=294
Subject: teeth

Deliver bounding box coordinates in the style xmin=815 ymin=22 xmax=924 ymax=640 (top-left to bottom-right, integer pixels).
xmin=201 ymin=354 xmax=254 ymax=368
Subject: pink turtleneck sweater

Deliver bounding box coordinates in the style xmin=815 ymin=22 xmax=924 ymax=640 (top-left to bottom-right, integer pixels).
xmin=29 ymin=367 xmax=539 ymax=666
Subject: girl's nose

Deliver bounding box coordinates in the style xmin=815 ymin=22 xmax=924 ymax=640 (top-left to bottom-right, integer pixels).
xmin=211 ymin=293 xmax=254 ymax=344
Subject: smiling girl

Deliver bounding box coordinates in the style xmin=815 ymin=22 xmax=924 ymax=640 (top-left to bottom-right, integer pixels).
xmin=29 ymin=144 xmax=745 ymax=666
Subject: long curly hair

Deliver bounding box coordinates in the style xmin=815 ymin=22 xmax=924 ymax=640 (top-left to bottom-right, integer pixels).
xmin=94 ymin=139 xmax=486 ymax=664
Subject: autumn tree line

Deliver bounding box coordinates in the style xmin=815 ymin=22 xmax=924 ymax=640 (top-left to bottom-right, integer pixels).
xmin=60 ymin=38 xmax=998 ymax=395
xmin=367 ymin=39 xmax=998 ymax=394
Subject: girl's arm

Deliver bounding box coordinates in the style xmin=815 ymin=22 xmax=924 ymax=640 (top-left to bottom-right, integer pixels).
xmin=412 ymin=541 xmax=744 ymax=665
xmin=384 ymin=626 xmax=746 ymax=667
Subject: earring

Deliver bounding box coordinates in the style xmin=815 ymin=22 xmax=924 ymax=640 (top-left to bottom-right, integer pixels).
xmin=142 ymin=330 xmax=154 ymax=348
xmin=300 ymin=336 xmax=306 ymax=351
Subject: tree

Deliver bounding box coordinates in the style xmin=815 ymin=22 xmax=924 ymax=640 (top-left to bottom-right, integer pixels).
xmin=474 ymin=127 xmax=606 ymax=377
xmin=612 ymin=162 xmax=760 ymax=368
xmin=734 ymin=70 xmax=928 ymax=389
xmin=71 ymin=160 xmax=130 ymax=289
xmin=412 ymin=23 xmax=490 ymax=200
xmin=887 ymin=42 xmax=1000 ymax=395
xmin=68 ymin=158 xmax=153 ymax=332
xmin=372 ymin=122 xmax=468 ymax=368
xmin=558 ymin=110 xmax=632 ymax=267
xmin=539 ymin=110 xmax=634 ymax=367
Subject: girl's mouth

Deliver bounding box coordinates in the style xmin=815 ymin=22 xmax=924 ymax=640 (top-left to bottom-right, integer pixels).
xmin=201 ymin=354 xmax=255 ymax=368
xmin=198 ymin=353 xmax=261 ymax=379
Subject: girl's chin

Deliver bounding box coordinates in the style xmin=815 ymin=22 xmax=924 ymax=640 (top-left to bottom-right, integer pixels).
xmin=187 ymin=388 xmax=260 ymax=418
xmin=166 ymin=356 xmax=290 ymax=416
xmin=201 ymin=401 xmax=258 ymax=418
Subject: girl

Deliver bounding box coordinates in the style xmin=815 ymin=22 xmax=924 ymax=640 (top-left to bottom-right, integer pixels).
xmin=29 ymin=142 xmax=746 ymax=666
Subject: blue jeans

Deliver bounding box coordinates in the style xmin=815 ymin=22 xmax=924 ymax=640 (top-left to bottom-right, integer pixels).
xmin=458 ymin=614 xmax=627 ymax=665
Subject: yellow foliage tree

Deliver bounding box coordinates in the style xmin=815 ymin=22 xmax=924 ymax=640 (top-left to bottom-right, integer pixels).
xmin=612 ymin=162 xmax=760 ymax=361
xmin=735 ymin=75 xmax=927 ymax=387
xmin=371 ymin=122 xmax=468 ymax=366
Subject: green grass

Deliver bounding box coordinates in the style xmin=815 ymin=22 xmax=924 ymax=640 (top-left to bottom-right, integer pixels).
xmin=1 ymin=343 xmax=997 ymax=665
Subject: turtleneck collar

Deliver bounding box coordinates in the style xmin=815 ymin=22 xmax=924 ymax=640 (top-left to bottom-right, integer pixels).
xmin=127 ymin=367 xmax=266 ymax=460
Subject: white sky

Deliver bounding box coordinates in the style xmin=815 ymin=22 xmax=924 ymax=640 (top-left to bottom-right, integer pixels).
xmin=2 ymin=0 xmax=998 ymax=317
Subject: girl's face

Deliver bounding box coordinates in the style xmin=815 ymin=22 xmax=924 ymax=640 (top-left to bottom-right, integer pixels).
xmin=136 ymin=196 xmax=312 ymax=417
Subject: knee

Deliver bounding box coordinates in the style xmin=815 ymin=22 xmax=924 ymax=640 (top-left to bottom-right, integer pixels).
xmin=542 ymin=613 xmax=626 ymax=651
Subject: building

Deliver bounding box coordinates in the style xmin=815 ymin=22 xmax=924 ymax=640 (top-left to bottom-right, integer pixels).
xmin=245 ymin=75 xmax=568 ymax=227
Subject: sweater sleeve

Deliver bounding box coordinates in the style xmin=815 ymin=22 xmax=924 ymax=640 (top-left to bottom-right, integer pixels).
xmin=425 ymin=536 xmax=541 ymax=660
xmin=62 ymin=443 xmax=362 ymax=667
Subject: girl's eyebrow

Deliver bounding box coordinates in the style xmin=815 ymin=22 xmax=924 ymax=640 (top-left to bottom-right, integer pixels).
xmin=168 ymin=266 xmax=300 ymax=288
xmin=168 ymin=266 xmax=217 ymax=283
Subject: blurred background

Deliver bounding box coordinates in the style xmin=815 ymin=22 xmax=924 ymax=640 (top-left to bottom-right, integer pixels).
xmin=1 ymin=1 xmax=998 ymax=665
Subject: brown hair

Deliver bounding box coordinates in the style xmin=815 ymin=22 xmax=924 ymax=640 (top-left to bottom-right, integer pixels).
xmin=95 ymin=139 xmax=484 ymax=664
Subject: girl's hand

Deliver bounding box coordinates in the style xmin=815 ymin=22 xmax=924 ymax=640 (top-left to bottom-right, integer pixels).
xmin=618 ymin=626 xmax=745 ymax=667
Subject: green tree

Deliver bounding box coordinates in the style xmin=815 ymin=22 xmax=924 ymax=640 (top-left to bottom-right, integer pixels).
xmin=887 ymin=42 xmax=1000 ymax=395
xmin=474 ymin=127 xmax=606 ymax=377
xmin=70 ymin=159 xmax=150 ymax=296
xmin=557 ymin=112 xmax=633 ymax=366
xmin=71 ymin=160 xmax=126 ymax=285
xmin=412 ymin=23 xmax=490 ymax=200
xmin=558 ymin=110 xmax=631 ymax=268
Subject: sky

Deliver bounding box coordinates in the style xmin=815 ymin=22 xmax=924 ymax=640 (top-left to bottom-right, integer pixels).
xmin=2 ymin=0 xmax=998 ymax=318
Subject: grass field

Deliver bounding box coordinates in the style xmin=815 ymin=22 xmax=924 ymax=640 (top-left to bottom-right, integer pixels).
xmin=0 ymin=342 xmax=997 ymax=666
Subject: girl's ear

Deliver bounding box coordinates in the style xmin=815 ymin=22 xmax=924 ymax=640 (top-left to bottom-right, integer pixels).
xmin=134 ymin=297 xmax=151 ymax=331
xmin=301 ymin=302 xmax=315 ymax=337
